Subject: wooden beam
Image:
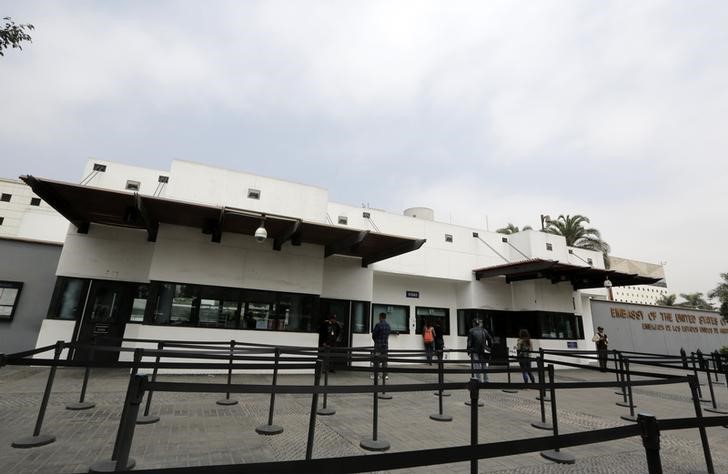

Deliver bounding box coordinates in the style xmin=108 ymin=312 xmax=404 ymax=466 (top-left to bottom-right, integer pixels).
xmin=325 ymin=230 xmax=369 ymax=258
xmin=273 ymin=220 xmax=301 ymax=251
xmin=361 ymin=238 xmax=425 ymax=267
xmin=211 ymin=209 xmax=225 ymax=243
xmin=20 ymin=175 xmax=89 ymax=234
xmin=135 ymin=194 xmax=159 ymax=242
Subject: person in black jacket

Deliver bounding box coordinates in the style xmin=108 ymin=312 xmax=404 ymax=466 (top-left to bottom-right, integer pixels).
xmin=467 ymin=319 xmax=493 ymax=382
xmin=433 ymin=321 xmax=445 ymax=360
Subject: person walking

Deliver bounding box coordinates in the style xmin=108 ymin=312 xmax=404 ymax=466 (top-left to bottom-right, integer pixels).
xmin=433 ymin=321 xmax=445 ymax=360
xmin=423 ymin=321 xmax=435 ymax=365
xmin=516 ymin=329 xmax=535 ymax=384
xmin=467 ymin=319 xmax=492 ymax=383
xmin=372 ymin=312 xmax=391 ymax=380
xmin=326 ymin=314 xmax=341 ymax=372
xmin=592 ymin=326 xmax=609 ymax=372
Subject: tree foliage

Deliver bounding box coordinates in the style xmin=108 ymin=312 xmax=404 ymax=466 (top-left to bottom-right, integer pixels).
xmin=676 ymin=292 xmax=714 ymax=310
xmin=542 ymin=214 xmax=610 ymax=265
xmin=496 ymin=223 xmax=532 ymax=235
xmin=708 ymin=273 xmax=728 ymax=319
xmin=655 ymin=293 xmax=677 ymax=306
xmin=1 ymin=17 xmax=34 ymax=56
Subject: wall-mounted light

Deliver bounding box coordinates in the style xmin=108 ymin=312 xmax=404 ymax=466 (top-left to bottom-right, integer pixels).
xmin=254 ymin=216 xmax=267 ymax=243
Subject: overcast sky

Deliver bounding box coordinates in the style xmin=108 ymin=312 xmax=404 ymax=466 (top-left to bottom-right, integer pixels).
xmin=2 ymin=1 xmax=727 ymax=299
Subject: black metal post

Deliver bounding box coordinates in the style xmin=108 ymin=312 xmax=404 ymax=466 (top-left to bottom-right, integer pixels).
xmin=712 ymin=352 xmax=720 ymax=382
xmin=620 ymin=358 xmax=638 ymax=422
xmin=531 ymin=353 xmax=552 ymax=430
xmin=317 ymin=351 xmax=335 ymax=416
xmin=306 ymin=359 xmax=322 ymax=460
xmin=256 ymin=347 xmax=283 ymax=435
xmin=89 ymin=350 xmax=143 ymax=472
xmin=360 ymin=355 xmax=390 ymax=451
xmin=614 ymin=350 xmax=625 ymax=396
xmin=137 ymin=341 xmax=163 ymax=424
xmin=216 ymin=340 xmax=238 ymax=406
xmin=637 ymin=413 xmax=662 ymax=474
xmin=680 ymin=348 xmax=688 ymax=369
xmin=12 ymin=340 xmax=64 ymax=448
xmin=469 ymin=378 xmax=479 ymax=474
xmin=704 ymin=354 xmax=728 ymax=414
xmin=67 ymin=342 xmax=95 ymax=410
xmin=618 ymin=353 xmax=630 ymax=405
xmin=692 ymin=354 xmax=708 ymax=401
xmin=688 ymin=375 xmax=715 ymax=474
xmin=540 ymin=364 xmax=575 ymax=464
xmin=535 ymin=348 xmax=550 ymax=402
xmin=430 ymin=353 xmax=452 ymax=422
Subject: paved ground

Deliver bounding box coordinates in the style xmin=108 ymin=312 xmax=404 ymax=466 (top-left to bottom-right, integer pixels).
xmin=1 ymin=360 xmax=727 ymax=473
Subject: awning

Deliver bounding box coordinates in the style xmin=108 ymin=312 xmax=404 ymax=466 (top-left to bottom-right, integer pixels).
xmin=473 ymin=258 xmax=661 ymax=289
xmin=21 ymin=176 xmax=425 ymax=267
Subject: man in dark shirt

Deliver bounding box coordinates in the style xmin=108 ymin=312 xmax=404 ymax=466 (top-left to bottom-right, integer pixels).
xmin=371 ymin=312 xmax=391 ymax=380
xmin=467 ymin=319 xmax=492 ymax=383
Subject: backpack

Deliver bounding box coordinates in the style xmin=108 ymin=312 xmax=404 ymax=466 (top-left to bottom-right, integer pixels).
xmin=423 ymin=327 xmax=434 ymax=344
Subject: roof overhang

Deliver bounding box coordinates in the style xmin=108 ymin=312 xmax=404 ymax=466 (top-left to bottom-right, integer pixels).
xmin=21 ymin=176 xmax=425 ymax=267
xmin=473 ymin=258 xmax=661 ymax=289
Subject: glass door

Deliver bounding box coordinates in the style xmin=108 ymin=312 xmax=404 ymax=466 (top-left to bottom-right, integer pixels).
xmin=74 ymin=281 xmax=134 ymax=362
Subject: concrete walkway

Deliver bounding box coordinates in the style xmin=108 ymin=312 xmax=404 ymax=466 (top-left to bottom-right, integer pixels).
xmin=0 ymin=362 xmax=727 ymax=473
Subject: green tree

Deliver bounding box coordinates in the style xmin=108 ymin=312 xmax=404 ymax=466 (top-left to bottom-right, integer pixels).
xmin=496 ymin=223 xmax=532 ymax=235
xmin=543 ymin=214 xmax=610 ymax=264
xmin=1 ymin=17 xmax=34 ymax=56
xmin=655 ymin=293 xmax=677 ymax=306
xmin=708 ymin=273 xmax=728 ymax=319
xmin=676 ymin=292 xmax=714 ymax=310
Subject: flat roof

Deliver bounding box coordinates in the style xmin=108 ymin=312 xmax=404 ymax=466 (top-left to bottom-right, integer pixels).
xmin=473 ymin=258 xmax=661 ymax=289
xmin=21 ymin=176 xmax=425 ymax=267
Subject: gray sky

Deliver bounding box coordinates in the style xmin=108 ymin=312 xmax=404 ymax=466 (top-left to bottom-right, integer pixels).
xmin=2 ymin=1 xmax=727 ymax=300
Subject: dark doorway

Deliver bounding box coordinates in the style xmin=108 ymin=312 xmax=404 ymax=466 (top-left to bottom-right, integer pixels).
xmin=73 ymin=280 xmax=134 ymax=362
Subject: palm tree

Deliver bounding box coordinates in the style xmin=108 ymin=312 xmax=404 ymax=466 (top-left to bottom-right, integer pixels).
xmin=543 ymin=215 xmax=610 ymax=264
xmin=496 ymin=223 xmax=532 ymax=235
xmin=708 ymin=273 xmax=728 ymax=319
xmin=656 ymin=294 xmax=677 ymax=306
xmin=676 ymin=292 xmax=714 ymax=310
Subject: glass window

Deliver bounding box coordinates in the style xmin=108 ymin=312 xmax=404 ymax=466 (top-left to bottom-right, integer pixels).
xmin=1 ymin=193 xmax=10 ymax=202
xmin=129 ymin=284 xmax=148 ymax=323
xmin=352 ymin=301 xmax=370 ymax=333
xmin=372 ymin=304 xmax=409 ymax=333
xmin=538 ymin=312 xmax=578 ymax=339
xmin=198 ymin=286 xmax=240 ymax=328
xmin=30 ymin=197 xmax=41 ymax=206
xmin=0 ymin=281 xmax=23 ymax=321
xmin=415 ymin=307 xmax=450 ymax=335
xmin=153 ymin=283 xmax=195 ymax=325
xmin=47 ymin=277 xmax=90 ymax=320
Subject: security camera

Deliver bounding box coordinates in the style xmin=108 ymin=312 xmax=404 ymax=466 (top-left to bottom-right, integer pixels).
xmin=254 ymin=226 xmax=268 ymax=242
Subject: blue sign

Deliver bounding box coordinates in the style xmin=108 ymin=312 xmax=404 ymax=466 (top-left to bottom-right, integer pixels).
xmin=406 ymin=291 xmax=419 ymax=298
xmin=567 ymin=341 xmax=577 ymax=349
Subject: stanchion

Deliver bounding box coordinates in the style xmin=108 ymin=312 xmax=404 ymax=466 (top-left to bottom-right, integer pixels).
xmin=540 ymin=364 xmax=575 ymax=464
xmin=614 ymin=350 xmax=625 ymax=396
xmin=256 ymin=347 xmax=284 ymax=435
xmin=89 ymin=351 xmax=144 ymax=472
xmin=616 ymin=353 xmax=633 ymax=408
xmin=703 ymin=361 xmax=728 ymax=414
xmin=430 ymin=355 xmax=452 ymax=422
xmin=378 ymin=350 xmax=392 ymax=400
xmin=468 ymin=378 xmax=480 ymax=474
xmin=12 ymin=340 xmax=64 ymax=448
xmin=137 ymin=341 xmax=163 ymax=424
xmin=433 ymin=348 xmax=451 ymax=397
xmin=306 ymin=360 xmax=322 ymax=460
xmin=66 ymin=342 xmax=95 ymax=411
xmin=464 ymin=353 xmax=484 ymax=407
xmin=620 ymin=359 xmax=638 ymax=422
xmin=711 ymin=352 xmax=720 ymax=383
xmin=531 ymin=353 xmax=552 ymax=431
xmin=502 ymin=357 xmax=518 ymax=394
xmin=535 ymin=348 xmax=550 ymax=402
xmin=688 ymin=375 xmax=714 ymax=474
xmin=216 ymin=340 xmax=239 ymax=406
xmin=360 ymin=357 xmax=390 ymax=451
xmin=637 ymin=413 xmax=662 ymax=474
xmin=317 ymin=351 xmax=335 ymax=416
xmin=692 ymin=354 xmax=709 ymax=402
xmin=680 ymin=348 xmax=688 ymax=369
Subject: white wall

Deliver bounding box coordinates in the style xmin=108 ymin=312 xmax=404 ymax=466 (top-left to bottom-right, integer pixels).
xmin=34 ymin=319 xmax=76 ymax=359
xmin=0 ymin=178 xmax=68 ymax=243
xmin=321 ymin=256 xmax=373 ymax=301
xmin=79 ymin=159 xmax=168 ymax=196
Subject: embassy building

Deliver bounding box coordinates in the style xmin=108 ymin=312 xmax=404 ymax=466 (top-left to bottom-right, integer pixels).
xmin=20 ymin=159 xmax=661 ymax=364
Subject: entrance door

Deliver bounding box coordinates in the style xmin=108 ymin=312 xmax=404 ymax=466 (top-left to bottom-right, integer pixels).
xmin=319 ymin=298 xmax=351 ymax=369
xmin=74 ymin=281 xmax=132 ymax=362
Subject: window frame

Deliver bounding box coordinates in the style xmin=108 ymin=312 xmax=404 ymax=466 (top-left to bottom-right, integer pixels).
xmin=414 ymin=306 xmax=450 ymax=335
xmin=372 ymin=303 xmax=410 ymax=334
xmin=0 ymin=193 xmax=11 ymax=202
xmin=0 ymin=281 xmax=23 ymax=321
xmin=30 ymin=197 xmax=41 ymax=206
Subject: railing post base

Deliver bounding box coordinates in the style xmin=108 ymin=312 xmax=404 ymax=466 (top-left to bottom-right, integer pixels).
xmin=621 ymin=414 xmax=639 ymax=422
xmin=317 ymin=407 xmax=336 ymax=416
xmin=530 ymin=421 xmax=553 ymax=430
xmin=136 ymin=414 xmax=160 ymax=425
xmin=11 ymin=434 xmax=56 ymax=449
xmin=360 ymin=439 xmax=390 ymax=451
xmin=66 ymin=401 xmax=95 ymax=411
xmin=255 ymin=423 xmax=284 ymax=435
xmin=216 ymin=398 xmax=238 ymax=406
xmin=433 ymin=391 xmax=452 ymax=397
xmin=429 ymin=413 xmax=453 ymax=422
xmin=88 ymin=459 xmax=136 ymax=473
xmin=377 ymin=392 xmax=393 ymax=400
xmin=540 ymin=449 xmax=576 ymax=464
xmin=616 ymin=401 xmax=636 ymax=408
xmin=464 ymin=400 xmax=484 ymax=407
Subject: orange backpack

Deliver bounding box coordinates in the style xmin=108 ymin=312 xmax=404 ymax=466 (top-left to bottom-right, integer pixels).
xmin=423 ymin=327 xmax=434 ymax=343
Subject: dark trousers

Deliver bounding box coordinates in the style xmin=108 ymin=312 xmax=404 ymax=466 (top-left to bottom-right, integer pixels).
xmin=519 ymin=360 xmax=535 ymax=383
xmin=374 ymin=345 xmax=388 ymax=378
xmin=597 ymin=348 xmax=608 ymax=371
xmin=424 ymin=342 xmax=434 ymax=364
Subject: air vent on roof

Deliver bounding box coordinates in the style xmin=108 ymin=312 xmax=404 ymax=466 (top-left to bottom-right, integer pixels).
xmin=126 ymin=180 xmax=141 ymax=192
xmin=501 ymin=237 xmax=508 ymax=243
xmin=30 ymin=197 xmax=41 ymax=206
xmin=472 ymin=232 xmax=479 ymax=238
xmin=158 ymin=175 xmax=169 ymax=183
xmin=445 ymin=234 xmax=453 ymax=243
xmin=338 ymin=216 xmax=348 ymax=225
xmin=247 ymin=189 xmax=261 ymax=200
xmin=362 ymin=211 xmax=371 ymax=219
xmin=93 ymin=163 xmax=107 ymax=172
xmin=546 ymin=243 xmax=553 ymax=251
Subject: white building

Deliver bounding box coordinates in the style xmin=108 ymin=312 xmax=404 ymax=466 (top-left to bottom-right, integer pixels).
xmin=0 ymin=177 xmax=67 ymax=242
xmin=607 ymin=256 xmax=669 ymax=305
xmin=25 ymin=159 xmax=661 ymax=363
